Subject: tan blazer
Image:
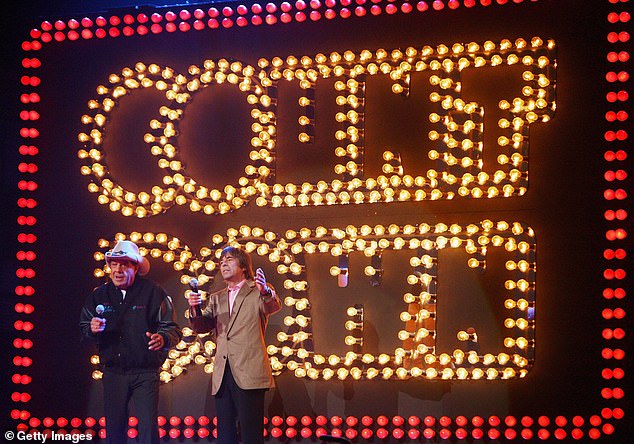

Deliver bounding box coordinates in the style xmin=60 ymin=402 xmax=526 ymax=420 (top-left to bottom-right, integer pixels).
xmin=192 ymin=279 xmax=281 ymax=395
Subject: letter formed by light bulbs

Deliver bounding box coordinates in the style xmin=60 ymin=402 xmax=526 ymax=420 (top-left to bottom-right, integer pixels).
xmin=78 ymin=37 xmax=556 ymax=217
xmin=91 ymin=219 xmax=536 ymax=381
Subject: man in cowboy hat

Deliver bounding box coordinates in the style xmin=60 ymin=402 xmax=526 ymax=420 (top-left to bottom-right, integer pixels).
xmin=187 ymin=245 xmax=281 ymax=444
xmin=80 ymin=240 xmax=181 ymax=444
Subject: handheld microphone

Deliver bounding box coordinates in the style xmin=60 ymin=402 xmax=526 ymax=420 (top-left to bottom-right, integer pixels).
xmin=189 ymin=278 xmax=203 ymax=317
xmin=95 ymin=304 xmax=105 ymax=316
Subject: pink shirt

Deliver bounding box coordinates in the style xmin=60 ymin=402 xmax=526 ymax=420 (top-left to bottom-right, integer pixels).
xmin=227 ymin=279 xmax=247 ymax=315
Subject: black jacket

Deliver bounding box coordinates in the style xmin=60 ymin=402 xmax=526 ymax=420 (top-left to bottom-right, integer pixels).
xmin=79 ymin=277 xmax=182 ymax=372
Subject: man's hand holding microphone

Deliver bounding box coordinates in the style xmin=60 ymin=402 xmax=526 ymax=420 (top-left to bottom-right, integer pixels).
xmin=90 ymin=304 xmax=164 ymax=350
xmin=187 ymin=277 xmax=204 ymax=317
xmin=90 ymin=304 xmax=106 ymax=334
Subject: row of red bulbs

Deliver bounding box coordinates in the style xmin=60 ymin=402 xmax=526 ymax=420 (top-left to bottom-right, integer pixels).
xmin=19 ymin=128 xmax=40 ymax=139
xmin=18 ymin=181 xmax=38 ymax=191
xmin=14 ymin=287 xmax=35 ymax=297
xmin=607 ymin=11 xmax=631 ymax=23
xmin=13 ymin=322 xmax=34 ymax=332
xmin=604 ymin=170 xmax=628 ymax=182
xmin=12 ymin=355 xmax=33 ymax=366
xmin=17 ymin=163 xmax=38 ymax=173
xmin=603 ymin=5 xmax=629 ymax=410
xmin=262 ymin=426 xmax=598 ymax=440
xmin=606 ymin=90 xmax=629 ymax=102
xmin=601 ymin=327 xmax=626 ymax=340
xmin=19 ymin=110 xmax=40 ymax=120
xmin=30 ymin=6 xmax=451 ymax=42
xmin=17 ymin=217 xmax=37 ymax=226
xmin=604 ymin=129 xmax=628 ymax=140
xmin=602 ymin=189 xmax=627 ymax=200
xmin=11 ymin=374 xmax=33 ymax=385
xmin=600 ymin=387 xmax=625 ymax=400
xmin=12 ymin=411 xmax=624 ymax=429
xmin=605 ymin=229 xmax=627 ymax=241
xmin=607 ymin=51 xmax=630 ymax=62
xmin=601 ymin=367 xmax=626 ymax=379
xmin=604 ymin=150 xmax=627 ymax=161
xmin=598 ymin=63 xmax=625 ymax=424
xmin=22 ymin=0 xmax=538 ymax=45
xmin=21 ymin=58 xmax=41 ymax=68
xmin=20 ymin=76 xmax=40 ymax=87
xmin=12 ymin=339 xmax=34 ymax=350
xmin=9 ymin=426 xmax=612 ymax=441
xmin=601 ymin=308 xmax=626 ymax=320
xmin=20 ymin=12 xmax=624 ymax=50
xmin=604 ymin=209 xmax=628 ymax=220
xmin=605 ymin=110 xmax=629 ymax=121
xmin=607 ymin=31 xmax=630 ymax=43
xmin=601 ymin=348 xmax=626 ymax=360
xmin=600 ymin=54 xmax=627 ymax=441
xmin=11 ymin=418 xmax=624 ymax=439
xmin=605 ymin=71 xmax=630 ymax=82
xmin=602 ymin=268 xmax=626 ymax=280
xmin=19 ymin=93 xmax=40 ymax=104
xmin=11 ymin=392 xmax=32 ymax=402
xmin=15 ymin=303 xmax=35 ymax=314
xmin=10 ymin=410 xmax=625 ymax=441
xmin=603 ymin=248 xmax=627 ymax=259
xmin=35 ymin=0 xmax=446 ymax=32
xmin=18 ymin=146 xmax=39 ymax=156
xmin=602 ymin=287 xmax=626 ymax=299
xmin=15 ymin=267 xmax=36 ymax=277
xmin=16 ymin=251 xmax=37 ymax=261
xmin=17 ymin=198 xmax=37 ymax=209
xmin=17 ymin=234 xmax=37 ymax=243
xmin=16 ymin=128 xmax=35 ymax=361
xmin=34 ymin=0 xmax=533 ymax=31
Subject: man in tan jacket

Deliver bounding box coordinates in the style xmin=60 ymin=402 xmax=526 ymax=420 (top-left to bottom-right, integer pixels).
xmin=188 ymin=246 xmax=281 ymax=444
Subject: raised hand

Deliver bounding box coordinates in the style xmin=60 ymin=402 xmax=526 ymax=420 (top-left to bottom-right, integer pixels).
xmin=255 ymin=268 xmax=271 ymax=296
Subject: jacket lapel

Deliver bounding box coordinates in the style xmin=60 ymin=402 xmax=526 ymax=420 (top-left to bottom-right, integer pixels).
xmin=218 ymin=289 xmax=230 ymax=326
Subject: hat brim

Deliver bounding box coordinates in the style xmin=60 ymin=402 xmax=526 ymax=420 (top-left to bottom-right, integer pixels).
xmin=106 ymin=252 xmax=150 ymax=276
xmin=137 ymin=257 xmax=150 ymax=275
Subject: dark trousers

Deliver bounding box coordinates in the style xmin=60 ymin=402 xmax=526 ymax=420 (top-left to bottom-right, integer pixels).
xmin=215 ymin=364 xmax=266 ymax=444
xmin=102 ymin=369 xmax=159 ymax=444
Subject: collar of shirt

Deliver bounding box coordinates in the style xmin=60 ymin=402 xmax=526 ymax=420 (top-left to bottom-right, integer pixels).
xmin=227 ymin=279 xmax=247 ymax=294
xmin=228 ymin=279 xmax=247 ymax=315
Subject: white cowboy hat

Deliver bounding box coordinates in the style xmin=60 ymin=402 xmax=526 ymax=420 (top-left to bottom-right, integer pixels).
xmin=105 ymin=240 xmax=150 ymax=276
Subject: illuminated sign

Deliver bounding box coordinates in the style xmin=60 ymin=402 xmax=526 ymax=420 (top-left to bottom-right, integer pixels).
xmin=90 ymin=219 xmax=536 ymax=381
xmin=82 ymin=38 xmax=550 ymax=382
xmin=13 ymin=0 xmax=629 ymax=440
xmin=78 ymin=37 xmax=556 ymax=217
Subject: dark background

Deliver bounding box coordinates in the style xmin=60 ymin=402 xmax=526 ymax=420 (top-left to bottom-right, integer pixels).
xmin=1 ymin=0 xmax=632 ymax=442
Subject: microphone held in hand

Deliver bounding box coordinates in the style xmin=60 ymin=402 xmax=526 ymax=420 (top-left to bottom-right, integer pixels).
xmin=92 ymin=305 xmax=107 ymax=333
xmin=189 ymin=277 xmax=203 ymax=317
